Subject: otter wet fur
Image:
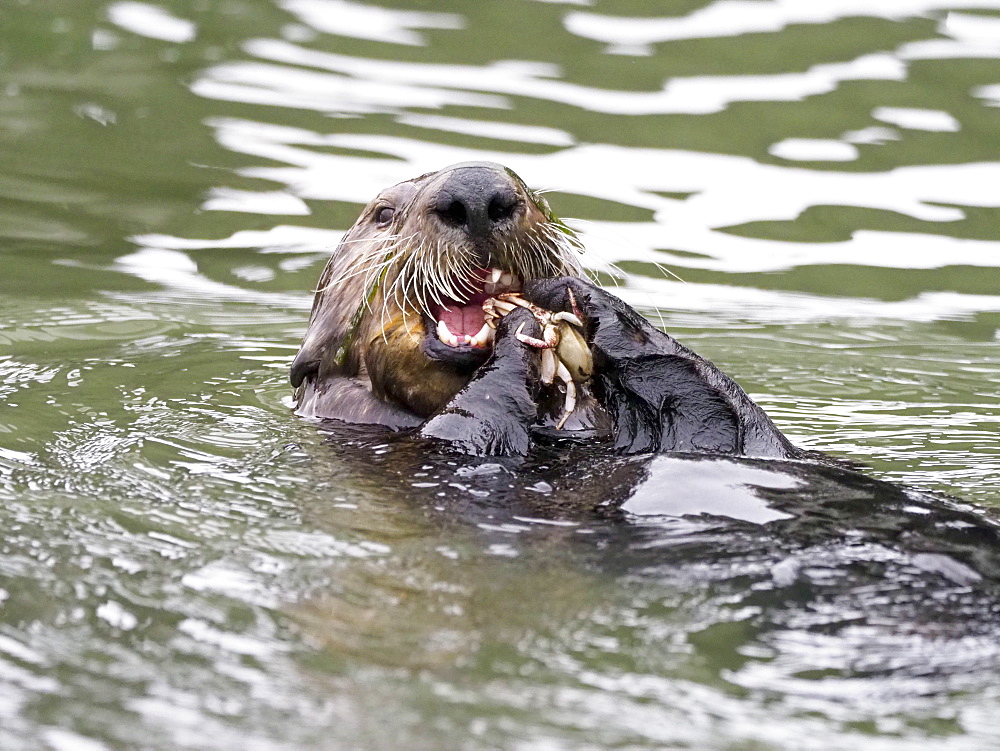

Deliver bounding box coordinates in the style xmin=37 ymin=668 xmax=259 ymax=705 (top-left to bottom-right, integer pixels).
xmin=291 ymin=161 xmax=803 ymax=459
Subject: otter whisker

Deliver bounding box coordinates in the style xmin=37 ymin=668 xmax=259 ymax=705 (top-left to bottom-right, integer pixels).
xmin=415 ymin=238 xmax=438 ymax=315
xmin=523 ymin=229 xmax=546 ymax=280
xmin=367 ymin=232 xmax=423 ymax=339
xmin=534 ymin=228 xmax=554 ymax=274
xmin=536 ymin=224 xmax=584 ymax=278
xmin=413 ymin=238 xmax=437 ymax=315
xmin=394 ymin=251 xmax=414 ymax=313
xmin=390 ymin=240 xmax=423 ymax=316
xmin=359 ymin=256 xmax=408 ymax=307
xmin=318 ymin=232 xmax=418 ymax=294
xmin=431 ymin=238 xmax=466 ymax=308
xmin=410 ymin=242 xmax=431 ymax=315
xmin=345 ymin=230 xmax=408 ymax=244
xmin=547 ymin=219 xmax=672 ymax=328
xmin=393 ymin=246 xmax=426 ymax=340
xmin=500 ymin=238 xmax=518 ymax=280
xmin=404 ymin=270 xmax=424 ymax=316
xmin=378 ymin=260 xmax=402 ymax=342
xmin=320 ymin=253 xmax=394 ymax=293
xmin=327 ymin=233 xmax=405 ymax=268
xmin=451 ymin=250 xmax=478 ymax=299
xmin=416 ymin=240 xmax=439 ymax=309
xmin=505 ymin=237 xmax=525 ymax=280
xmin=451 ymin=253 xmax=478 ymax=300
xmin=330 ymin=233 xmax=402 ymax=248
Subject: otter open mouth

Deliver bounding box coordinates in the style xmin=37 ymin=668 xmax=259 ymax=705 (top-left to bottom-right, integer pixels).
xmin=421 ymin=267 xmax=521 ymax=365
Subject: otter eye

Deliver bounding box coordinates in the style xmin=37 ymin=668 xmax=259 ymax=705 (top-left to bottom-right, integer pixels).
xmin=375 ymin=206 xmax=395 ymax=225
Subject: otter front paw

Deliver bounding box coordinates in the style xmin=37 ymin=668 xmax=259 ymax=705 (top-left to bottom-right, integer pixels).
xmin=420 ymin=309 xmax=541 ymax=456
xmin=524 ymin=277 xmax=744 ymax=455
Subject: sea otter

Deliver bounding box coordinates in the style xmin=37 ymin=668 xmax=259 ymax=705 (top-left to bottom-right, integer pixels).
xmin=290 ymin=162 xmax=803 ymax=459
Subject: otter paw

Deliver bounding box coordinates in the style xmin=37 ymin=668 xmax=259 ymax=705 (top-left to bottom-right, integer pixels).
xmin=521 ymin=276 xmax=602 ymax=323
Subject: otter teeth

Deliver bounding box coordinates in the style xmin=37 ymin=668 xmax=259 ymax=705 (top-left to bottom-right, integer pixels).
xmin=483 ymin=267 xmax=503 ymax=294
xmin=469 ymin=322 xmax=493 ymax=349
xmin=483 ymin=267 xmax=522 ymax=294
xmin=436 ymin=319 xmax=459 ymax=347
xmin=437 ymin=318 xmax=493 ymax=349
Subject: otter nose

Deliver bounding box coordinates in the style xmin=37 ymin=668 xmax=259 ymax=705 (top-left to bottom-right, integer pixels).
xmin=432 ymin=167 xmax=520 ymax=239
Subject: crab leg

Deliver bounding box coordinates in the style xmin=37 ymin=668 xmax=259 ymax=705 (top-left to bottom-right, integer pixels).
xmin=551 ymin=311 xmax=584 ymax=328
xmin=514 ymin=322 xmax=558 ymax=349
xmin=483 ymin=298 xmax=519 ymax=328
xmin=554 ymin=359 xmax=577 ymax=430
xmin=539 ymin=347 xmax=557 ymax=384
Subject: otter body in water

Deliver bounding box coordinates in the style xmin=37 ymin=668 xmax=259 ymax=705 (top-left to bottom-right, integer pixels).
xmin=291 ymin=162 xmax=802 ymax=459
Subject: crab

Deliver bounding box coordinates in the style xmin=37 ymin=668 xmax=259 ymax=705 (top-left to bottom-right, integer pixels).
xmin=483 ymin=289 xmax=593 ymax=429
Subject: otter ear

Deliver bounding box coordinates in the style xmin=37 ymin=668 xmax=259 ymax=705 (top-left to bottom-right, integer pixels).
xmin=290 ymin=303 xmax=334 ymax=387
xmin=290 ymin=347 xmax=320 ymax=388
xmin=290 ymin=306 xmax=354 ymax=387
xmin=290 ymin=298 xmax=350 ymax=388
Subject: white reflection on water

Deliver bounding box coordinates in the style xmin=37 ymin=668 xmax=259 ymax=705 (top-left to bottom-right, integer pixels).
xmin=172 ymin=0 xmax=1000 ymax=331
xmin=129 ymin=224 xmax=1000 ymax=327
xmin=565 ymin=0 xmax=1000 ymax=47
xmin=130 ymin=109 xmax=1000 ymax=323
xmin=172 ymin=0 xmax=1000 ymax=332
xmin=396 ymin=113 xmax=575 ymax=147
xmin=621 ymin=457 xmax=798 ymax=524
xmin=902 ymin=13 xmax=1000 ymax=60
xmin=148 ymin=1 xmax=1000 ymax=325
xmin=203 ymin=188 xmax=310 ymax=215
xmin=973 ymin=82 xmax=1000 ymax=105
xmin=115 ymin=248 xmax=310 ymax=310
xmin=618 ymin=277 xmax=1000 ymax=324
xmin=192 ymin=60 xmax=505 ymax=114
xmin=944 ymin=11 xmax=1000 ymax=42
xmin=281 ymin=0 xmax=463 ymax=46
xmin=769 ymin=138 xmax=860 ymax=162
xmin=228 ymin=6 xmax=1000 ymax=119
xmin=202 ymin=121 xmax=1000 ymax=267
xmin=241 ymin=39 xmax=907 ymax=116
xmin=135 ymin=225 xmax=341 ymax=253
xmin=107 ymin=1 xmax=196 ymax=44
xmin=872 ymin=106 xmax=961 ymax=132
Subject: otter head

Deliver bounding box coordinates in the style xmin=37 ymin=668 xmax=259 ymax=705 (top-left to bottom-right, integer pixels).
xmin=291 ymin=162 xmax=583 ymax=419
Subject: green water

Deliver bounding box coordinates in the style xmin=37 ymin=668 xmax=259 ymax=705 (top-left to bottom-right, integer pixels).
xmin=3 ymin=1 xmax=1000 ymax=748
